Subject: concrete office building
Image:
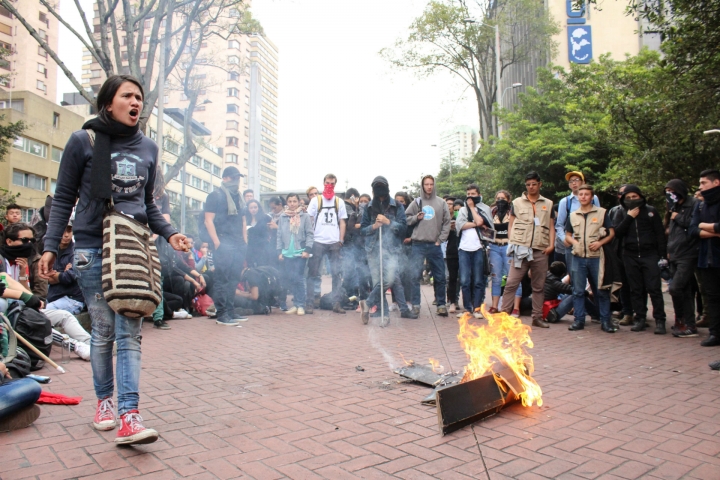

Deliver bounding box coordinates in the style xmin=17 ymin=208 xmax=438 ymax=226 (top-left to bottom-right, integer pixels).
xmin=438 ymin=126 xmax=478 ymax=163
xmin=0 ymin=1 xmax=58 ymax=100
xmin=500 ymin=0 xmax=661 ymax=109
xmin=0 ymin=91 xmax=84 ymax=217
xmin=81 ymin=7 xmax=280 ymax=194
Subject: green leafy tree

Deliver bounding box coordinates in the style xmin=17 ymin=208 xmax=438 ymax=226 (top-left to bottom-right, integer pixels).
xmin=382 ymin=0 xmax=559 ymax=140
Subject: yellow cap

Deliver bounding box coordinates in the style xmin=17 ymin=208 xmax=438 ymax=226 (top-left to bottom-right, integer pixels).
xmin=565 ymin=171 xmax=584 ymax=182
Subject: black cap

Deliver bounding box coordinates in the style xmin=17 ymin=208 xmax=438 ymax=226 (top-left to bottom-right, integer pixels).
xmin=222 ymin=166 xmax=243 ymax=178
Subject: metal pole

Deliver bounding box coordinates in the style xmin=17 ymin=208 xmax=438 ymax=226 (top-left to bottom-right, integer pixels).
xmin=156 ymin=31 xmax=166 ymax=167
xmin=379 ymin=225 xmax=385 ymax=327
xmin=180 ymin=162 xmax=186 ymax=233
xmin=495 ymin=24 xmax=502 ymax=139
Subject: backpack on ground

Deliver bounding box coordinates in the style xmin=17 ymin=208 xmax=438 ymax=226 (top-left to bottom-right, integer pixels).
xmin=6 ymin=304 xmax=52 ymax=369
xmin=252 ymin=266 xmax=283 ymax=310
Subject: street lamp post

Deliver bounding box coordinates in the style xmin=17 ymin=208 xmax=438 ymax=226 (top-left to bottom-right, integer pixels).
xmin=499 ymin=83 xmax=523 ymax=139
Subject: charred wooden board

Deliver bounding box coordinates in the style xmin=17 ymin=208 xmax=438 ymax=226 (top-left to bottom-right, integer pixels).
xmin=394 ymin=364 xmax=444 ymax=387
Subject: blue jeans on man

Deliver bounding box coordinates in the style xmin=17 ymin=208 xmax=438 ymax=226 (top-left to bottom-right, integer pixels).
xmin=411 ymin=242 xmax=446 ymax=307
xmin=555 ymin=293 xmax=598 ymax=319
xmin=0 ymin=378 xmax=41 ymax=421
xmin=74 ymin=248 xmax=143 ymax=416
xmin=281 ymin=256 xmax=307 ymax=307
xmin=571 ymin=256 xmax=610 ymax=326
xmin=367 ymin=248 xmax=409 ymax=314
xmin=45 ymin=296 xmax=85 ymax=315
xmin=458 ymin=248 xmax=487 ymax=312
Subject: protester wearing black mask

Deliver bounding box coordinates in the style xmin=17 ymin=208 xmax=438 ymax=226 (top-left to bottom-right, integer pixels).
xmin=204 ymin=166 xmax=248 ymax=326
xmin=608 ymin=185 xmax=634 ymax=326
xmin=0 ymin=223 xmax=47 ymax=299
xmin=664 ymin=179 xmax=699 ymax=337
xmin=689 ymin=169 xmax=720 ymax=350
xmin=613 ymin=184 xmax=667 ymax=333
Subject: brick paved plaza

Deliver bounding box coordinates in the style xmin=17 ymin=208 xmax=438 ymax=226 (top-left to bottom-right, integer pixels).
xmin=2 ymin=285 xmax=719 ymax=479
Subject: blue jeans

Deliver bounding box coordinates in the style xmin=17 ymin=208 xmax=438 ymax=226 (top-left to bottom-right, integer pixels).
xmin=571 ymin=256 xmax=610 ymax=325
xmin=213 ymin=242 xmax=247 ymax=318
xmin=488 ymin=243 xmax=522 ymax=298
xmin=0 ymin=378 xmax=41 ymax=420
xmin=555 ymin=293 xmax=599 ymax=319
xmin=411 ymin=242 xmax=446 ymax=306
xmin=367 ymin=247 xmax=409 ymax=313
xmin=564 ymin=249 xmax=574 ymax=276
xmin=282 ymin=256 xmax=307 ymax=307
xmin=45 ymin=296 xmax=85 ymax=315
xmin=458 ymin=249 xmax=487 ymax=312
xmin=74 ymin=248 xmax=142 ymax=415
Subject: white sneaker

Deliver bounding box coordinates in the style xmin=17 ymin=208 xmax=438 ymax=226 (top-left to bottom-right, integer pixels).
xmin=74 ymin=342 xmax=91 ymax=361
xmin=297 ymin=307 xmax=305 ymax=316
xmin=286 ymin=307 xmax=298 ymax=315
xmin=473 ymin=311 xmax=484 ymax=319
xmin=173 ymin=309 xmax=191 ymax=319
xmin=389 ymin=303 xmax=398 ymax=312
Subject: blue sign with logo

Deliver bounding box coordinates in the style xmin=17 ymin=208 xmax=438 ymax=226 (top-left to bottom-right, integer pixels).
xmin=568 ymin=26 xmax=592 ymax=64
xmin=422 ymin=205 xmax=435 ymax=220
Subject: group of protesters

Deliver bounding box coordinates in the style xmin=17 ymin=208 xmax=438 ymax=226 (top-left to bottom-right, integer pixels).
xmin=2 ymin=74 xmax=719 ymax=447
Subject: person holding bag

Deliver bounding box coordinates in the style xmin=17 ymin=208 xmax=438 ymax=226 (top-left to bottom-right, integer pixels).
xmin=39 ymin=75 xmax=188 ymax=446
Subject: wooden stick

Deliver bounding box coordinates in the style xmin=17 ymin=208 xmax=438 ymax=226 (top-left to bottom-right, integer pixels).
xmin=14 ymin=330 xmax=66 ymax=374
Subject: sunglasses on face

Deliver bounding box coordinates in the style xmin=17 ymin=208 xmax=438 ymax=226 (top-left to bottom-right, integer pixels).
xmin=13 ymin=237 xmax=36 ymax=244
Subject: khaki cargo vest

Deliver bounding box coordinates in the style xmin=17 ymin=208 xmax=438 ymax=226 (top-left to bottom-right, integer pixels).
xmin=568 ymin=206 xmax=607 ymax=258
xmin=509 ymin=193 xmax=554 ymax=249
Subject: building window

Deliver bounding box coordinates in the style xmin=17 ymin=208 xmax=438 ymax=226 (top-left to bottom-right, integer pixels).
xmin=38 ymin=46 xmax=47 ymax=58
xmin=202 ymin=181 xmax=210 ymax=192
xmin=51 ymin=179 xmax=57 ymax=194
xmin=37 ymin=63 xmax=46 ymax=74
xmin=228 ymin=71 xmax=240 ymax=82
xmin=245 ymin=126 xmax=249 ymax=137
xmin=202 ymin=159 xmax=212 ymax=171
xmin=226 ymin=153 xmax=238 ymax=164
xmin=13 ymin=136 xmax=48 ymax=158
xmin=244 ymin=142 xmax=249 ymax=153
xmin=38 ymin=30 xmax=47 ymax=41
xmin=226 ymin=104 xmax=239 ymax=114
xmin=212 ymin=165 xmax=221 ymax=177
xmin=13 ymin=170 xmax=47 ymax=191
xmin=227 ymin=87 xmax=239 ymax=97
xmin=226 ymin=120 xmax=239 ymax=130
xmin=53 ymin=112 xmax=60 ymax=128
xmin=228 ymin=40 xmax=240 ymax=49
xmin=244 ymin=95 xmax=250 ymax=105
xmin=226 ymin=137 xmax=238 ymax=147
xmin=91 ymin=70 xmax=101 ymax=78
xmin=51 ymin=146 xmax=63 ymax=163
xmin=36 ymin=80 xmax=46 ymax=92
xmin=228 ymin=56 xmax=240 ymax=65
xmin=21 ymin=208 xmax=37 ymax=223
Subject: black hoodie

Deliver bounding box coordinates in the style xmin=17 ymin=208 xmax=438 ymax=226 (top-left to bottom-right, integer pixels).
xmin=665 ymin=179 xmax=698 ymax=261
xmin=613 ymin=184 xmax=667 ymax=258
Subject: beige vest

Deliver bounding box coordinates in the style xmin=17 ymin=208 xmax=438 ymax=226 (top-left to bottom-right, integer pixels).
xmin=509 ymin=193 xmax=554 ymax=249
xmin=568 ymin=206 xmax=607 ymax=258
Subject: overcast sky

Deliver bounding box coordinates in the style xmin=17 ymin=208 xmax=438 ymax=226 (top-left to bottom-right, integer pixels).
xmin=58 ymin=0 xmax=478 ymax=194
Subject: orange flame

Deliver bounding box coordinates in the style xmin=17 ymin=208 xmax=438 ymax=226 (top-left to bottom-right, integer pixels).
xmin=428 ymin=357 xmax=444 ymax=374
xmin=399 ymin=352 xmax=414 ymax=366
xmin=457 ymin=305 xmax=543 ymax=407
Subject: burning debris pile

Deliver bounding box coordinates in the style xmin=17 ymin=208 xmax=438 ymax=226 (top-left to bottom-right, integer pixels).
xmin=395 ymin=306 xmax=543 ymax=435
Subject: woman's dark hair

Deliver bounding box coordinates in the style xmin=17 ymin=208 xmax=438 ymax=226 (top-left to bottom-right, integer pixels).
xmin=96 ymin=75 xmax=145 ymax=124
xmin=244 ymin=199 xmax=264 ymax=222
xmin=394 ymin=191 xmax=412 ymax=206
xmin=492 ymin=190 xmax=512 ymax=207
xmin=286 ymin=193 xmax=300 ymax=202
xmin=4 ymin=222 xmax=34 ymax=241
xmin=346 ymin=188 xmax=360 ymax=199
xmin=453 ymin=199 xmax=464 ymax=208
xmin=359 ymin=194 xmax=371 ymax=202
xmin=269 ymin=196 xmax=283 ymax=207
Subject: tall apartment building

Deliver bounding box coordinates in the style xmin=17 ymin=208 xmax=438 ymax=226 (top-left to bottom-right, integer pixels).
xmin=0 ymin=90 xmax=85 ymax=216
xmin=438 ymin=126 xmax=479 ymax=163
xmin=0 ymin=1 xmax=58 ymax=99
xmin=500 ymin=0 xmax=661 ymax=109
xmin=81 ymin=7 xmax=280 ymax=194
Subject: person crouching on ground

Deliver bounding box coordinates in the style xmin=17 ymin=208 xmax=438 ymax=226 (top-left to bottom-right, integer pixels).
xmin=277 ymin=193 xmax=314 ymax=315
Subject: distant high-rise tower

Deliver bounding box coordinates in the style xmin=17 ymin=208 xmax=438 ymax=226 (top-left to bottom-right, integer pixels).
xmin=0 ymin=1 xmax=58 ymax=99
xmin=439 ymin=126 xmax=478 ymax=163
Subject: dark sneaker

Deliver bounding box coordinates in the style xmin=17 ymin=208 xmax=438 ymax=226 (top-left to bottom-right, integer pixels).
xmin=532 ymin=318 xmax=549 ymax=328
xmin=631 ymin=318 xmax=648 ymax=332
xmin=332 ymin=302 xmax=347 ymax=314
xmin=674 ymin=326 xmax=699 ymax=338
xmin=709 ymin=360 xmax=720 ymax=370
xmin=216 ymin=315 xmax=239 ymax=326
xmin=115 ymin=410 xmax=159 ymax=445
xmin=568 ymin=321 xmax=585 ymax=331
xmin=700 ymin=335 xmax=720 ymax=347
xmin=153 ymin=320 xmax=171 ymax=330
xmin=654 ymin=322 xmax=667 ymax=335
xmin=0 ymin=404 xmax=41 ymax=433
xmin=401 ymin=310 xmax=419 ymax=319
xmin=411 ymin=305 xmax=420 ymax=316
xmin=360 ymin=300 xmax=369 ymax=325
xmin=601 ymin=323 xmax=618 ymax=333
xmin=436 ymin=305 xmax=448 ymax=317
xmin=545 ymin=309 xmax=559 ymax=324
xmin=304 ymin=305 xmax=314 ymax=315
xmin=93 ymin=397 xmax=117 ymax=431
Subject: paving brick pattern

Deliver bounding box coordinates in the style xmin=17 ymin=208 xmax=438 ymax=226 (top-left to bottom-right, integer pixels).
xmin=2 ymin=284 xmax=719 ymax=479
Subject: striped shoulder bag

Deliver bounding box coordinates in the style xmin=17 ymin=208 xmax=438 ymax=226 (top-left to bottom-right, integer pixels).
xmin=86 ymin=129 xmax=163 ymax=318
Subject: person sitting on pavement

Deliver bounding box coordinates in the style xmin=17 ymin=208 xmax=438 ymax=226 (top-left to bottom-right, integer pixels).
xmin=613 ymin=184 xmax=667 ymax=334
xmin=0 ymin=360 xmax=42 ymax=433
xmin=0 ymin=223 xmax=48 ymax=299
xmin=45 ymin=224 xmax=85 ymax=315
xmin=562 ymin=184 xmax=616 ymax=333
xmin=359 ymin=176 xmax=417 ymax=326
xmin=276 ymin=193 xmax=313 ymax=316
xmin=664 ymin=179 xmax=700 ymax=338
xmin=234 ymin=266 xmax=283 ymax=316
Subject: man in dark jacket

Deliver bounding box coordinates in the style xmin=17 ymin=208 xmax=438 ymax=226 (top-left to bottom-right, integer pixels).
xmin=613 ymin=184 xmax=667 ymax=333
xmin=664 ymin=179 xmax=699 ymax=337
xmin=45 ymin=225 xmax=84 ymax=313
xmin=608 ymin=185 xmax=634 ymax=325
xmin=689 ymin=169 xmax=720 ymax=349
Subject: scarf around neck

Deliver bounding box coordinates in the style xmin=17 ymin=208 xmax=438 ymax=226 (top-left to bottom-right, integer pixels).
xmin=219 ymin=183 xmax=240 ymax=216
xmin=284 ymin=207 xmax=301 ymax=234
xmin=82 ymin=117 xmax=140 ymax=201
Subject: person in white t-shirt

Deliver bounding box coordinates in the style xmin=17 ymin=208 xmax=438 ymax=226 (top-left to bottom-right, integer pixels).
xmin=305 ymin=173 xmax=348 ymax=314
xmin=455 ymin=184 xmax=494 ymax=317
